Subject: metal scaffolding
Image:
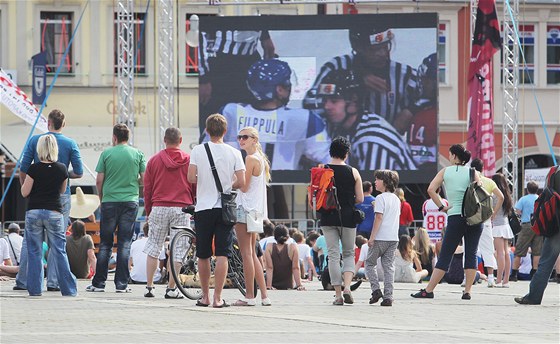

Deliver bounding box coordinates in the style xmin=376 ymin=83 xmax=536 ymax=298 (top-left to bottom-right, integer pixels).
xmin=158 ymin=0 xmax=175 ymax=149
xmin=116 ymin=0 xmax=135 ymax=144
xmin=502 ymin=0 xmax=519 ymax=202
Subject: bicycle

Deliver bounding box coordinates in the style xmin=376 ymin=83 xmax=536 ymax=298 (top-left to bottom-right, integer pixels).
xmin=169 ymin=207 xmax=257 ymax=300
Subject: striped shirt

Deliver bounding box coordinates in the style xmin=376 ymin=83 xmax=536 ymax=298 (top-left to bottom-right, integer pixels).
xmin=351 ymin=113 xmax=417 ymax=171
xmin=199 ymin=30 xmax=268 ymax=78
xmin=304 ymin=54 xmax=417 ymax=125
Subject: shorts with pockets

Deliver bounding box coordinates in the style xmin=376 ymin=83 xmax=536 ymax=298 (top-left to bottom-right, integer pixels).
xmin=515 ymin=223 xmax=543 ymax=257
xmin=194 ymin=208 xmax=233 ymax=259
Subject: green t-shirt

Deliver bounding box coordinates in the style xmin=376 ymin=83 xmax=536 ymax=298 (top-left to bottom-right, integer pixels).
xmin=96 ymin=144 xmax=146 ymax=202
xmin=443 ymin=165 xmax=471 ymax=216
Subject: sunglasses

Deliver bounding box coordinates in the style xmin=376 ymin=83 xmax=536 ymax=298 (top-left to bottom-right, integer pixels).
xmin=237 ymin=134 xmax=254 ymax=141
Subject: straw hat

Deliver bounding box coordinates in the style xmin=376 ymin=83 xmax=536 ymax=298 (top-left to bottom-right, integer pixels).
xmin=70 ymin=187 xmax=100 ymax=219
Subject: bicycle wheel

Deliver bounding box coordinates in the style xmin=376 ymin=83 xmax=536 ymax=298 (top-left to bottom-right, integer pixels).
xmin=228 ymin=241 xmax=258 ymax=297
xmin=169 ymin=230 xmax=201 ymax=300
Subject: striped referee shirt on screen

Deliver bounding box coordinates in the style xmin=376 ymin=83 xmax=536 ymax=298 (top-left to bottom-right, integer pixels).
xmin=350 ymin=113 xmax=417 ymax=171
xmin=304 ymin=54 xmax=417 ymax=125
xmin=199 ymin=30 xmax=269 ymax=78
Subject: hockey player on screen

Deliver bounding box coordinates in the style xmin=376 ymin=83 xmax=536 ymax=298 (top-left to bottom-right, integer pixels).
xmin=217 ymin=59 xmax=330 ymax=170
xmin=408 ymin=53 xmax=438 ymax=169
xmin=316 ymin=69 xmax=416 ymax=171
xmin=304 ymin=24 xmax=417 ymax=135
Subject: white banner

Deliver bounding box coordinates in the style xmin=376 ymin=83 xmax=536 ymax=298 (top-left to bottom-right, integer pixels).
xmin=0 ymin=68 xmax=48 ymax=132
xmin=524 ymin=168 xmax=551 ymax=189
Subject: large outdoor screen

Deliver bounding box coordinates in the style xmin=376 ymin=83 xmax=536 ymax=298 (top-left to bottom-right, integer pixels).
xmin=198 ymin=13 xmax=439 ymax=183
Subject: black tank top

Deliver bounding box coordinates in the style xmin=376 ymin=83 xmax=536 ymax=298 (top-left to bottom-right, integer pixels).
xmin=320 ymin=164 xmax=357 ymax=228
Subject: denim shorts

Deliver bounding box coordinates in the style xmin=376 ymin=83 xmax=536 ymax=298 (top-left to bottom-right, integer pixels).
xmin=236 ymin=206 xmax=248 ymax=224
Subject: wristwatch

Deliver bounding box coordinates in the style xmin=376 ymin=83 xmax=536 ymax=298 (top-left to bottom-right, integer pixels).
xmin=438 ymin=204 xmax=445 ymax=211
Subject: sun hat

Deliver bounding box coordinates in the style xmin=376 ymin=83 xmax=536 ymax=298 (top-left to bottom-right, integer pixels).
xmin=70 ymin=187 xmax=100 ymax=219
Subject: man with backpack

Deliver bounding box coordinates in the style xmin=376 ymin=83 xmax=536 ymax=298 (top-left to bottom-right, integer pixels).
xmin=511 ymin=181 xmax=541 ymax=281
xmin=515 ymin=166 xmax=560 ymax=305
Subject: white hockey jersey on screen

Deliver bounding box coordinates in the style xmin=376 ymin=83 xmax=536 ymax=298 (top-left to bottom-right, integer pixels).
xmin=220 ymin=103 xmax=330 ymax=170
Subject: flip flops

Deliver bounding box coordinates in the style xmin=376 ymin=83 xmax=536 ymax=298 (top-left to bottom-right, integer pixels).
xmin=196 ymin=300 xmax=210 ymax=307
xmin=212 ymin=300 xmax=230 ymax=308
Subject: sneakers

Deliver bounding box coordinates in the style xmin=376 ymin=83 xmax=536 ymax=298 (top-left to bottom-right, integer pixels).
xmin=164 ymin=288 xmax=184 ymax=299
xmin=116 ymin=287 xmax=132 ymax=293
xmin=514 ymin=296 xmax=540 ymax=305
xmin=332 ymin=297 xmax=344 ymax=306
xmin=261 ymin=297 xmax=272 ymax=306
xmin=411 ymin=289 xmax=434 ymax=299
xmin=47 ymin=287 xmax=60 ymax=292
xmin=369 ymin=289 xmax=383 ymax=304
xmin=85 ymin=285 xmax=105 ymax=292
xmin=461 ymin=291 xmax=471 ymax=300
xmin=487 ymin=280 xmax=497 ymax=288
xmin=144 ymin=286 xmax=155 ymax=298
xmin=13 ymin=286 xmax=27 ymax=291
xmin=380 ymin=299 xmax=393 ymax=307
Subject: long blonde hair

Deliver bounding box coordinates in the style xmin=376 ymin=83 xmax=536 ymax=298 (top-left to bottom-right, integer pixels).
xmin=240 ymin=126 xmax=271 ymax=183
xmin=414 ymin=227 xmax=432 ymax=265
xmin=396 ymin=188 xmax=406 ymax=202
xmin=37 ymin=134 xmax=58 ymax=162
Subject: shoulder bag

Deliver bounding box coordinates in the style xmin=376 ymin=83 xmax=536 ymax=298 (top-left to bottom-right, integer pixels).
xmin=204 ymin=143 xmax=237 ymax=226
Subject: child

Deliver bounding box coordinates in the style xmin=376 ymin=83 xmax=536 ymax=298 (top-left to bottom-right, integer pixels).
xmin=364 ymin=170 xmax=401 ymax=307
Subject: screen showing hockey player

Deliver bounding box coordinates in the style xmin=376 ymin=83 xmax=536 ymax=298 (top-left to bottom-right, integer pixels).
xmin=198 ymin=13 xmax=438 ymax=183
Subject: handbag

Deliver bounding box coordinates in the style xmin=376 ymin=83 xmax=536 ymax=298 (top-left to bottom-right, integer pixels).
xmin=508 ymin=211 xmax=522 ymax=235
xmin=246 ymin=209 xmax=264 ymax=233
xmin=204 ymin=143 xmax=237 ymax=226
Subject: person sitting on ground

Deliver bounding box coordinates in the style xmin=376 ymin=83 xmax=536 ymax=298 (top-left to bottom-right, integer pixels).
xmin=306 ymin=231 xmax=321 ymax=275
xmin=65 ymin=220 xmax=96 ymax=279
xmin=3 ymin=223 xmax=23 ymax=267
xmin=413 ymin=227 xmax=436 ymax=276
xmin=259 ymin=220 xmax=276 ymax=251
xmin=130 ymin=223 xmax=166 ymax=284
xmin=0 ymin=237 xmax=17 ymax=279
xmin=394 ymin=235 xmax=429 ymax=283
xmin=443 ymin=244 xmax=481 ymax=285
xmin=293 ymin=231 xmax=317 ymax=281
xmin=264 ymin=225 xmax=305 ymax=291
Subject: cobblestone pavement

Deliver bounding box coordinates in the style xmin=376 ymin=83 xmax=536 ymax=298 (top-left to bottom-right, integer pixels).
xmin=1 ymin=278 xmax=558 ymax=343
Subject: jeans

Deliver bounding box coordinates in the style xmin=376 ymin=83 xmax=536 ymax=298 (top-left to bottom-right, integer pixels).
xmin=524 ymin=231 xmax=560 ymax=304
xmin=92 ymin=202 xmax=138 ymax=290
xmin=24 ymin=209 xmax=77 ymax=296
xmin=435 ymin=215 xmax=483 ymax=271
xmin=15 ymin=193 xmax=69 ymax=290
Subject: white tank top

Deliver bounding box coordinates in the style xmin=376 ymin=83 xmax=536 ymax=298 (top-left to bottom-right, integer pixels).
xmin=238 ymin=153 xmax=267 ymax=217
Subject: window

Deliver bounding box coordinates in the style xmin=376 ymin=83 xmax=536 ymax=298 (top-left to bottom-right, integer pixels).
xmin=438 ymin=22 xmax=448 ymax=84
xmin=501 ymin=24 xmax=535 ymax=84
xmin=113 ymin=12 xmax=146 ymax=75
xmin=547 ymin=25 xmax=560 ymax=85
xmin=186 ymin=13 xmax=215 ymax=75
xmin=40 ymin=12 xmax=73 ymax=73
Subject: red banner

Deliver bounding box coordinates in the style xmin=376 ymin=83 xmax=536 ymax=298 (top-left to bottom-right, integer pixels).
xmin=467 ymin=0 xmax=501 ymax=176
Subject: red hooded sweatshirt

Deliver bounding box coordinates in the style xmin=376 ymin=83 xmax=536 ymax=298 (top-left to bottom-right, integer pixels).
xmin=143 ymin=148 xmax=196 ymax=215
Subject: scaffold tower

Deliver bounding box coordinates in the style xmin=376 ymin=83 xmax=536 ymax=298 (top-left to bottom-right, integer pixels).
xmin=158 ymin=0 xmax=175 ymax=149
xmin=502 ymin=0 xmax=520 ymax=202
xmin=116 ymin=0 xmax=135 ymax=144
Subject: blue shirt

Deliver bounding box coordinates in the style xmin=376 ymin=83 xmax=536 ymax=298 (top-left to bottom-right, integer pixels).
xmin=356 ymin=195 xmax=375 ymax=232
xmin=515 ymin=194 xmax=538 ymax=223
xmin=21 ymin=132 xmax=83 ymax=194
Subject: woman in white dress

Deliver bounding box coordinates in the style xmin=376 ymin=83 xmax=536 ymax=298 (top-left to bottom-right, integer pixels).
xmin=491 ymin=173 xmax=515 ymax=288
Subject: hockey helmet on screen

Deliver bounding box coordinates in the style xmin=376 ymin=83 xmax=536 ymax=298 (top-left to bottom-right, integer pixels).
xmin=317 ymin=69 xmax=362 ymax=101
xmin=349 ymin=24 xmax=394 ymax=50
xmin=418 ymin=53 xmax=438 ymax=80
xmin=246 ymin=59 xmax=291 ymax=101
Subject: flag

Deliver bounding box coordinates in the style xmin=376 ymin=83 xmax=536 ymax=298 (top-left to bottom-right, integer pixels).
xmin=32 ymin=52 xmax=47 ymax=105
xmin=466 ymin=0 xmax=501 ymax=176
xmin=0 ymin=68 xmax=48 ymax=132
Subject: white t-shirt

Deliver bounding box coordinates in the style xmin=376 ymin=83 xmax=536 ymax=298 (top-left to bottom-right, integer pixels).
xmin=4 ymin=233 xmax=23 ymax=265
xmin=373 ymin=192 xmax=401 ymax=241
xmin=0 ymin=239 xmax=11 ymax=265
xmin=422 ymin=198 xmax=449 ymax=230
xmin=358 ymin=243 xmax=369 ymax=262
xmin=129 ymin=237 xmax=165 ymax=283
xmin=297 ymin=243 xmax=312 ymax=272
xmin=190 ymin=141 xmax=245 ymax=212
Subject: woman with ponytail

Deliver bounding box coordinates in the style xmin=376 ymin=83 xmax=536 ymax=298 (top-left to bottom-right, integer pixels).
xmin=233 ymin=127 xmax=271 ymax=306
xmin=21 ymin=134 xmax=77 ymax=297
xmin=491 ymin=173 xmax=515 ymax=287
xmin=411 ymin=144 xmax=482 ymax=300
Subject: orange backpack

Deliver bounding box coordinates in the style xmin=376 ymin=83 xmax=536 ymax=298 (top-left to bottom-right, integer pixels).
xmin=307 ymin=165 xmax=340 ymax=219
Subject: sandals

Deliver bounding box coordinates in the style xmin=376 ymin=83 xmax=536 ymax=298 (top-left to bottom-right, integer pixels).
xmin=342 ymin=291 xmax=354 ymax=304
xmin=212 ymin=299 xmax=231 ymax=308
xmin=332 ymin=297 xmax=344 ymax=306
xmin=233 ymin=298 xmax=256 ymax=306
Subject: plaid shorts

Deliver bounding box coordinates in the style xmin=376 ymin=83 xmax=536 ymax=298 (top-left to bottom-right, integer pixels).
xmin=143 ymin=206 xmax=191 ymax=259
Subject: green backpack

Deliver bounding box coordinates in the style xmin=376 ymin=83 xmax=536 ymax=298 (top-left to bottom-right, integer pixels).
xmin=462 ymin=168 xmax=493 ymax=225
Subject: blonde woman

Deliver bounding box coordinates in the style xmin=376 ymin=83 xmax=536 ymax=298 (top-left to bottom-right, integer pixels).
xmin=233 ymin=127 xmax=271 ymax=306
xmin=413 ymin=227 xmax=436 ymax=276
xmin=394 ymin=235 xmax=429 ymax=283
xmin=20 ymin=134 xmax=77 ymax=296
